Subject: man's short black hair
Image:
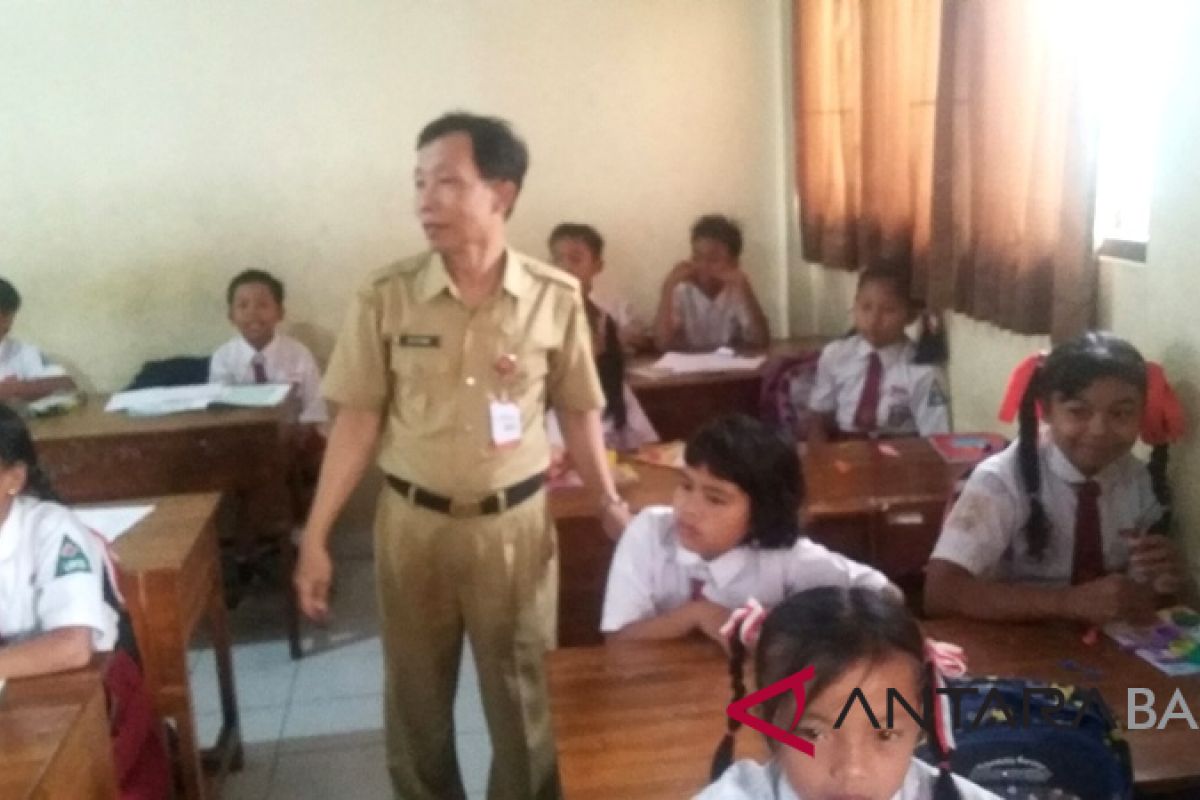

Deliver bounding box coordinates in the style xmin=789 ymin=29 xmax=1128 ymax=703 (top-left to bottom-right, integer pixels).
xmin=690 ymin=214 xmax=743 ymax=259
xmin=684 ymin=413 xmax=804 ymax=549
xmin=548 ymin=223 xmax=605 ymax=258
xmin=0 ymin=279 xmax=20 ymax=315
xmin=417 ymin=112 xmax=530 ymax=197
xmin=227 ymin=269 xmax=285 ymax=306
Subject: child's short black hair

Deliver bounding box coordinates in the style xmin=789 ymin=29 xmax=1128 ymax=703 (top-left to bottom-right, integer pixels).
xmin=227 ymin=269 xmax=285 ymax=306
xmin=1016 ymin=331 xmax=1162 ymax=557
xmin=0 ymin=403 xmax=58 ymax=501
xmin=691 ymin=214 xmax=743 ymax=259
xmin=417 ymin=111 xmax=529 ymax=195
xmin=0 ymin=278 xmax=21 ymax=315
xmin=548 ymin=223 xmax=605 ymax=258
xmin=684 ymin=414 xmax=803 ymax=549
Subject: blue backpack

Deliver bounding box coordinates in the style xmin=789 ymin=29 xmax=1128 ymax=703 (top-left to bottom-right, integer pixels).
xmin=916 ymin=676 xmax=1133 ymax=800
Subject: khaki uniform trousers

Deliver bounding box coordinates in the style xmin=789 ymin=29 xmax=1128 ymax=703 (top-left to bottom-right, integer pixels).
xmin=374 ymin=484 xmax=559 ymax=800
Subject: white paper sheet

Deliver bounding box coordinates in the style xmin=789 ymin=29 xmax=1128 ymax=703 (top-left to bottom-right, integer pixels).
xmin=636 ymin=348 xmax=766 ymax=376
xmin=73 ymin=505 xmax=156 ymax=543
xmin=105 ymin=383 xmax=289 ymax=416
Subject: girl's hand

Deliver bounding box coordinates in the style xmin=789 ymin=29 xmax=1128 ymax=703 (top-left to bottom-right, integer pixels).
xmin=1068 ymin=574 xmax=1157 ymax=625
xmin=693 ymin=600 xmax=736 ymax=649
xmin=1129 ymin=534 xmax=1188 ymax=595
xmin=664 ymin=260 xmax=696 ymax=290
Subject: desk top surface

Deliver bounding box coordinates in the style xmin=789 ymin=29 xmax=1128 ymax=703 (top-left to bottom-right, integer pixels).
xmin=107 ymin=492 xmax=223 ymax=572
xmin=803 ymin=438 xmax=966 ymax=517
xmin=30 ymin=394 xmax=296 ymax=441
xmin=627 ymin=338 xmax=824 ymax=391
xmin=549 ymin=621 xmax=1200 ymax=798
xmin=0 ymin=663 xmax=109 ymax=799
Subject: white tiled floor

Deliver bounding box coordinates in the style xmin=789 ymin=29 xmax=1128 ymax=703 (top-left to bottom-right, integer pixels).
xmin=190 ymin=556 xmax=492 ymax=800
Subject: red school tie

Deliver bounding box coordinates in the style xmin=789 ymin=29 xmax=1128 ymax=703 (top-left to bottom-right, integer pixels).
xmin=1071 ymin=480 xmax=1105 ymax=584
xmin=251 ymin=355 xmax=268 ymax=384
xmin=690 ymin=577 xmax=705 ymax=601
xmin=852 ymin=352 xmax=883 ymax=432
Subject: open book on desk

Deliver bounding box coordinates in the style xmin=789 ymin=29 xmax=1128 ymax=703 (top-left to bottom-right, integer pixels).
xmin=631 ymin=347 xmax=766 ymax=378
xmin=105 ymin=383 xmax=291 ymax=416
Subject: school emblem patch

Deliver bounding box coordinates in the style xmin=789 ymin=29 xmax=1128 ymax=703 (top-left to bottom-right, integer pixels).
xmin=54 ymin=535 xmax=92 ymax=577
xmin=928 ymin=380 xmax=949 ymax=407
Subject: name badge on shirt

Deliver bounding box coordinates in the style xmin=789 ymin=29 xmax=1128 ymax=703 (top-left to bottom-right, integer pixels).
xmin=398 ymin=334 xmax=440 ymax=348
xmin=489 ymin=400 xmax=522 ymax=448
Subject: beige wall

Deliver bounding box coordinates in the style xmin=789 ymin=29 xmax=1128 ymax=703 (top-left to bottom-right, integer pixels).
xmin=1 ymin=1 xmax=791 ymax=392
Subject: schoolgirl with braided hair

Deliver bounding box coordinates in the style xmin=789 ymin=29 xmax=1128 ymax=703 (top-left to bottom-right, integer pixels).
xmin=698 ymin=587 xmax=998 ymax=799
xmin=926 ymin=331 xmax=1190 ymax=624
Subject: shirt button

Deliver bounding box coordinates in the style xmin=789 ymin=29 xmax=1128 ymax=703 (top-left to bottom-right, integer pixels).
xmin=465 ymin=376 xmax=476 ymax=387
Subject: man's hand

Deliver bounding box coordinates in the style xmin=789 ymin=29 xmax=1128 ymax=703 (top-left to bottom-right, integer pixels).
xmin=294 ymin=541 xmax=334 ymax=623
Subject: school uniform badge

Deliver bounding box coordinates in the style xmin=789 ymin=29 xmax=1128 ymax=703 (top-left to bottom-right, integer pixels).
xmin=928 ymin=380 xmax=949 ymax=407
xmin=55 ymin=535 xmax=92 ymax=577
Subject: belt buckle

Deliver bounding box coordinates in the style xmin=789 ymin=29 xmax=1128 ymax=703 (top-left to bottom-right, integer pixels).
xmin=448 ymin=497 xmax=482 ymax=518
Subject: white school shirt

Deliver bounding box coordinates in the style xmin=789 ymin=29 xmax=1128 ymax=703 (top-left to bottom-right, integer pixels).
xmin=931 ymin=439 xmax=1162 ymax=585
xmin=601 ymin=506 xmax=891 ymax=633
xmin=695 ymin=757 xmax=1001 ymax=800
xmin=209 ymin=333 xmax=328 ymax=424
xmin=0 ymin=495 xmax=117 ymax=651
xmin=0 ymin=337 xmax=59 ymax=380
xmin=809 ymin=335 xmax=950 ymax=436
xmin=545 ymin=383 xmax=659 ymax=453
xmin=671 ymin=282 xmax=758 ymax=351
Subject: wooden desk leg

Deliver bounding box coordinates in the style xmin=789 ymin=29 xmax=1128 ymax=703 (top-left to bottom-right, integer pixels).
xmin=282 ymin=539 xmax=303 ymax=660
xmin=203 ymin=569 xmax=245 ymax=775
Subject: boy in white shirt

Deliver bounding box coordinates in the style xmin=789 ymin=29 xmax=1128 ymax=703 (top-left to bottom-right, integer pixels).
xmin=210 ymin=269 xmax=327 ymax=585
xmin=653 ymin=215 xmax=771 ymax=353
xmin=0 ymin=278 xmax=77 ymax=402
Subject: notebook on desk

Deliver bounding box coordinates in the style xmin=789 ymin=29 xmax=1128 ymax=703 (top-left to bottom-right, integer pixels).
xmin=927 ymin=433 xmax=1008 ymax=464
xmin=104 ymin=383 xmax=290 ymax=416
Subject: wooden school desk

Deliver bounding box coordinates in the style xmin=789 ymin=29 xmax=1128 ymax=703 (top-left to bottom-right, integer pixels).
xmin=547 ymin=624 xmax=1200 ymax=799
xmin=0 ymin=661 xmax=118 ymax=800
xmin=112 ymin=493 xmax=241 ymax=800
xmin=628 ymin=338 xmax=824 ymax=441
xmin=924 ymin=618 xmax=1200 ymax=796
xmin=550 ymin=463 xmax=681 ymax=647
xmin=30 ymin=395 xmax=304 ymax=658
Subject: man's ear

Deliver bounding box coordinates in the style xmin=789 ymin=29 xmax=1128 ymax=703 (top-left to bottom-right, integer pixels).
xmin=492 ymin=180 xmax=519 ymax=219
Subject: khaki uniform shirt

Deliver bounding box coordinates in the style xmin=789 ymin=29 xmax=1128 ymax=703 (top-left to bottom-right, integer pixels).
xmin=323 ymin=248 xmax=604 ymax=496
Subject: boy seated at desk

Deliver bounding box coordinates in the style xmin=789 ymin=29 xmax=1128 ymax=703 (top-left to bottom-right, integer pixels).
xmin=653 ymin=215 xmax=770 ymax=353
xmin=210 ymin=269 xmax=328 ymax=583
xmin=546 ymin=223 xmax=658 ymax=455
xmin=0 ymin=278 xmax=77 ymax=402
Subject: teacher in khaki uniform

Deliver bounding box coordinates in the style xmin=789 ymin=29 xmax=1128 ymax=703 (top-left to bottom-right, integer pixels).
xmin=295 ymin=112 xmax=630 ymax=800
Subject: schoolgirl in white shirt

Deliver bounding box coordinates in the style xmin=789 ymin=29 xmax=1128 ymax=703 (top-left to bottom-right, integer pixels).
xmin=601 ymin=414 xmax=893 ymax=642
xmin=698 ymin=587 xmax=999 ymax=800
xmin=926 ymin=332 xmax=1190 ymax=624
xmin=809 ymin=268 xmax=949 ymax=443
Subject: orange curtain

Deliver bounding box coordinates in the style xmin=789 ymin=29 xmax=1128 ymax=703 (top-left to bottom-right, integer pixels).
xmin=794 ymin=0 xmax=1098 ymax=339
xmin=794 ymin=0 xmax=941 ymax=274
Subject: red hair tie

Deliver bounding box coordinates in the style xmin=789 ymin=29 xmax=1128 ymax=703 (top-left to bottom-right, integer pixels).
xmin=1142 ymin=362 xmax=1186 ymax=445
xmin=997 ymin=353 xmax=1046 ymax=423
xmin=924 ymin=638 xmax=967 ymax=756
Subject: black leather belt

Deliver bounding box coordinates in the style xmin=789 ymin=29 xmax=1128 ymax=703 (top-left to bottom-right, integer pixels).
xmin=385 ymin=472 xmax=546 ymax=518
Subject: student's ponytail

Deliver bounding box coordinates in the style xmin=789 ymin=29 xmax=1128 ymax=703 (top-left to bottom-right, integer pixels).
xmin=710 ymin=633 xmax=747 ymax=781
xmin=1016 ymin=364 xmax=1050 ymax=560
xmin=1148 ymin=445 xmax=1172 ymax=534
xmin=913 ymin=310 xmax=948 ymax=366
xmin=925 ymin=658 xmax=962 ymax=800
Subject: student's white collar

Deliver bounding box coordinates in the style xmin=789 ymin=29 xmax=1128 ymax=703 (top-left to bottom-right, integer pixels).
xmin=0 ymin=494 xmax=28 ymax=562
xmin=670 ymin=527 xmax=750 ymax=590
xmin=1044 ymin=440 xmax=1127 ymax=492
xmin=237 ymin=333 xmax=278 ymax=358
xmin=851 ymin=334 xmax=912 ymax=368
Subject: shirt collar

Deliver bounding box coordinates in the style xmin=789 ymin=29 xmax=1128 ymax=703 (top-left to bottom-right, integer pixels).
xmin=237 ymin=334 xmax=276 ymax=358
xmin=415 ymin=248 xmax=530 ymax=304
xmin=0 ymin=495 xmax=27 ymax=562
xmin=851 ymin=335 xmax=911 ymax=368
xmin=671 ymin=528 xmax=750 ymax=589
xmin=1044 ymin=441 xmax=1125 ymax=491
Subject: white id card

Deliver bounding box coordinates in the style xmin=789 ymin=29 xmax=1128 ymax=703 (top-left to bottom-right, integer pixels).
xmin=489 ymin=401 xmax=522 ymax=447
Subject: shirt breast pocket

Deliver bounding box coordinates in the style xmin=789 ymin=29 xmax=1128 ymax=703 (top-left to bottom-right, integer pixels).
xmin=389 ymin=344 xmax=450 ymax=428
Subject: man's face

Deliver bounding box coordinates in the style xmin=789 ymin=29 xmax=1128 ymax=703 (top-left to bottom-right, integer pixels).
xmin=413 ymin=132 xmax=511 ymax=253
